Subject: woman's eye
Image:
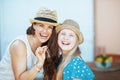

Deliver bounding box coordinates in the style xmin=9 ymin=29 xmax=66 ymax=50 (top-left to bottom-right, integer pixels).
xmin=48 ymin=26 xmax=53 ymax=29
xmin=38 ymin=24 xmax=44 ymax=27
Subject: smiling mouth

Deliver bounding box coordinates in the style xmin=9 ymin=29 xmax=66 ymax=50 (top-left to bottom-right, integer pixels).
xmin=40 ymin=33 xmax=48 ymax=39
xmin=62 ymin=41 xmax=70 ymax=45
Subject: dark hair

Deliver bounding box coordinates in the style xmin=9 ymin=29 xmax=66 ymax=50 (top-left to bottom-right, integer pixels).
xmin=26 ymin=24 xmax=59 ymax=80
xmin=26 ymin=24 xmax=35 ymax=35
xmin=42 ymin=27 xmax=59 ymax=80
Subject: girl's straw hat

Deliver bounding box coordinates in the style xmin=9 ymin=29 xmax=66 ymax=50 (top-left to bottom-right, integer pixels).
xmin=56 ymin=19 xmax=84 ymax=44
xmin=30 ymin=7 xmax=58 ymax=26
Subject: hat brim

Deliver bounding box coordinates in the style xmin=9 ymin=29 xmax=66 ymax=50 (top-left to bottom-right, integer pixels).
xmin=30 ymin=19 xmax=58 ymax=26
xmin=56 ymin=25 xmax=84 ymax=44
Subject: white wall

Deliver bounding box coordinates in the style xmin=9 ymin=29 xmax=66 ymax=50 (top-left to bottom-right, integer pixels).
xmin=0 ymin=1 xmax=3 ymax=60
xmin=95 ymin=0 xmax=120 ymax=55
xmin=0 ymin=0 xmax=94 ymax=62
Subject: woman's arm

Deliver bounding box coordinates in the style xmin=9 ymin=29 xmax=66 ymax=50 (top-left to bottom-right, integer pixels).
xmin=10 ymin=40 xmax=45 ymax=80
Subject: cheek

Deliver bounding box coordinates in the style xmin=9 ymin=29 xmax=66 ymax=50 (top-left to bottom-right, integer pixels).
xmin=70 ymin=37 xmax=77 ymax=46
xmin=34 ymin=26 xmax=42 ymax=32
xmin=71 ymin=38 xmax=77 ymax=43
xmin=70 ymin=42 xmax=76 ymax=48
xmin=58 ymin=37 xmax=61 ymax=44
xmin=58 ymin=35 xmax=63 ymax=45
xmin=48 ymin=29 xmax=53 ymax=35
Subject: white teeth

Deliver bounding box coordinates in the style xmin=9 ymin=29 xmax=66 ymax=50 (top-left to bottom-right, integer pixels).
xmin=40 ymin=34 xmax=48 ymax=39
xmin=41 ymin=34 xmax=47 ymax=37
xmin=40 ymin=34 xmax=47 ymax=37
xmin=62 ymin=41 xmax=69 ymax=45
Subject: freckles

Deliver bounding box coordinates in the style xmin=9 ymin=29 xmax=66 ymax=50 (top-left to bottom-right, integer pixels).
xmin=48 ymin=32 xmax=52 ymax=36
xmin=48 ymin=29 xmax=52 ymax=33
xmin=58 ymin=35 xmax=62 ymax=39
xmin=59 ymin=37 xmax=64 ymax=41
xmin=35 ymin=27 xmax=42 ymax=32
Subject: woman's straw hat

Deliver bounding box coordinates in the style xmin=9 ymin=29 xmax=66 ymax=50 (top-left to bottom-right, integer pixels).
xmin=30 ymin=7 xmax=58 ymax=26
xmin=56 ymin=19 xmax=84 ymax=44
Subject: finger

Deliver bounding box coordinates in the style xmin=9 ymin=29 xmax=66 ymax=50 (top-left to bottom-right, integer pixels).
xmin=35 ymin=48 xmax=39 ymax=56
xmin=35 ymin=48 xmax=43 ymax=59
xmin=37 ymin=47 xmax=44 ymax=55
xmin=42 ymin=46 xmax=48 ymax=53
xmin=41 ymin=53 xmax=46 ymax=60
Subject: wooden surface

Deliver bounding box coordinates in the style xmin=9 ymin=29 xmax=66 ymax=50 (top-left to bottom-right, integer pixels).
xmin=87 ymin=62 xmax=120 ymax=80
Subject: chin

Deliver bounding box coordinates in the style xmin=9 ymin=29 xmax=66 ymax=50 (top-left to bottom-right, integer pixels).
xmin=41 ymin=40 xmax=48 ymax=43
xmin=61 ymin=48 xmax=70 ymax=51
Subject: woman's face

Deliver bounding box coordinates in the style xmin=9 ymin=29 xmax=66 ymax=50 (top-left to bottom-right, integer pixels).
xmin=58 ymin=29 xmax=77 ymax=53
xmin=33 ymin=23 xmax=54 ymax=43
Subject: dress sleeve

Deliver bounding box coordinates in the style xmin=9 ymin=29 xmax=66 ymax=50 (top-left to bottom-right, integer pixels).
xmin=71 ymin=57 xmax=95 ymax=80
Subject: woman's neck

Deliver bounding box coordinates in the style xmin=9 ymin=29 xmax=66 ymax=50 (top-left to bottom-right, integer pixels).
xmin=27 ymin=35 xmax=42 ymax=54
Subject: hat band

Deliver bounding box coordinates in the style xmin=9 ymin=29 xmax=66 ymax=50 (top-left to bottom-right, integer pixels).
xmin=34 ymin=17 xmax=57 ymax=23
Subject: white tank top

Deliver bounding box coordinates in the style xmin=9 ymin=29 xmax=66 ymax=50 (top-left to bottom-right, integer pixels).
xmin=0 ymin=35 xmax=43 ymax=80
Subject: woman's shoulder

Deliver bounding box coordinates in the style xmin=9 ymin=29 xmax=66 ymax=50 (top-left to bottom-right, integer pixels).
xmin=9 ymin=35 xmax=27 ymax=47
xmin=10 ymin=39 xmax=26 ymax=48
xmin=9 ymin=41 xmax=27 ymax=60
xmin=9 ymin=35 xmax=27 ymax=55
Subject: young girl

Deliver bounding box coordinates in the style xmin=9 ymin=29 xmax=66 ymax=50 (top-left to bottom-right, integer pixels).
xmin=56 ymin=19 xmax=95 ymax=80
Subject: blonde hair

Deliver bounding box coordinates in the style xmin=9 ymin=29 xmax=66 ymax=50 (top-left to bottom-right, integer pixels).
xmin=56 ymin=44 xmax=81 ymax=80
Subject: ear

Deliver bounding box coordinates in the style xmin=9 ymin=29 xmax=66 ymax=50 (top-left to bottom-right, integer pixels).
xmin=76 ymin=39 xmax=79 ymax=46
xmin=33 ymin=23 xmax=36 ymax=30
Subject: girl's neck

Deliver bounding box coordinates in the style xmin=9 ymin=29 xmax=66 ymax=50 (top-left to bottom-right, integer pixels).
xmin=62 ymin=50 xmax=68 ymax=58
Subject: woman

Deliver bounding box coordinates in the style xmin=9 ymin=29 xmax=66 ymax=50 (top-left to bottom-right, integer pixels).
xmin=56 ymin=19 xmax=95 ymax=80
xmin=0 ymin=8 xmax=59 ymax=80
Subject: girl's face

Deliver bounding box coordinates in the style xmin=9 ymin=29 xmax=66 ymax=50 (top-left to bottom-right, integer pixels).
xmin=33 ymin=23 xmax=53 ymax=43
xmin=58 ymin=29 xmax=77 ymax=53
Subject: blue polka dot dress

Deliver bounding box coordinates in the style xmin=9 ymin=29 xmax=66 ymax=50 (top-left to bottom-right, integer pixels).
xmin=63 ymin=57 xmax=95 ymax=80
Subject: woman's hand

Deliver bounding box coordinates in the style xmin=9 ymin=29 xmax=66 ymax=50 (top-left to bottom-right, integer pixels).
xmin=35 ymin=46 xmax=48 ymax=69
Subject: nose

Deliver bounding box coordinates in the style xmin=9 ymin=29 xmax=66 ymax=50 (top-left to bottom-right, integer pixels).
xmin=42 ymin=28 xmax=47 ymax=32
xmin=42 ymin=25 xmax=48 ymax=32
xmin=64 ymin=35 xmax=69 ymax=40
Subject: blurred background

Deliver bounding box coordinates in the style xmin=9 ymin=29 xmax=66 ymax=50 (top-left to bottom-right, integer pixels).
xmin=0 ymin=0 xmax=120 ymax=62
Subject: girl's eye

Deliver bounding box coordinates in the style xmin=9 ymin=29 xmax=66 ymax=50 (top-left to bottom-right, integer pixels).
xmin=61 ymin=32 xmax=66 ymax=35
xmin=69 ymin=35 xmax=74 ymax=37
